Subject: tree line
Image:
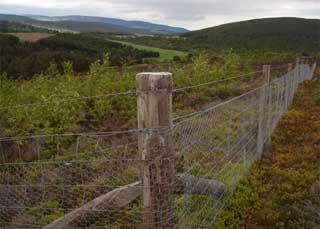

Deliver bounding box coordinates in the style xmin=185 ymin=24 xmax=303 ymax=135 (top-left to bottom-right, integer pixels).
xmin=0 ymin=33 xmax=159 ymax=79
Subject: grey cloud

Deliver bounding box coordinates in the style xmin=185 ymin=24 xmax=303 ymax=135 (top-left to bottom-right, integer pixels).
xmin=98 ymin=0 xmax=320 ymax=22
xmin=1 ymin=0 xmax=319 ymax=29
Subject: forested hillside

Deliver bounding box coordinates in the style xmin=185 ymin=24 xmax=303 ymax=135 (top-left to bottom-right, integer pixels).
xmin=0 ymin=21 xmax=53 ymax=33
xmin=184 ymin=17 xmax=320 ymax=52
xmin=0 ymin=33 xmax=159 ymax=79
xmin=113 ymin=18 xmax=320 ymax=54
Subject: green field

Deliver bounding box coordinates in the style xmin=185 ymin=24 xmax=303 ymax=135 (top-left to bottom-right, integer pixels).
xmin=109 ymin=39 xmax=188 ymax=61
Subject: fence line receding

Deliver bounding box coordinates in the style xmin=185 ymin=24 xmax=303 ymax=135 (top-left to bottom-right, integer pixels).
xmin=0 ymin=59 xmax=317 ymax=228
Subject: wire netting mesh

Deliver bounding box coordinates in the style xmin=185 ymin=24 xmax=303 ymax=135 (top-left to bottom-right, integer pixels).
xmin=0 ymin=62 xmax=316 ymax=228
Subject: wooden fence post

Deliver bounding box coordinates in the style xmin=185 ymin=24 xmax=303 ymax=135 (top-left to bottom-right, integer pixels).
xmin=136 ymin=72 xmax=174 ymax=229
xmin=295 ymin=58 xmax=301 ymax=85
xmin=257 ymin=65 xmax=271 ymax=157
xmin=311 ymin=62 xmax=317 ymax=79
xmin=285 ymin=63 xmax=293 ymax=109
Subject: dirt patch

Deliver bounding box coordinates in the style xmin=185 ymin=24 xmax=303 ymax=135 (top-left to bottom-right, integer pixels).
xmin=7 ymin=33 xmax=54 ymax=42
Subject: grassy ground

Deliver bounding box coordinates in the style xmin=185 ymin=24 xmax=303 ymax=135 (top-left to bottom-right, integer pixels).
xmin=108 ymin=39 xmax=188 ymax=61
xmin=217 ymin=67 xmax=320 ymax=228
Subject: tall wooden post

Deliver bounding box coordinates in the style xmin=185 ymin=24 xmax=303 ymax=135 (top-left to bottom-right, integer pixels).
xmin=136 ymin=72 xmax=174 ymax=229
xmin=257 ymin=65 xmax=271 ymax=157
xmin=295 ymin=58 xmax=301 ymax=85
xmin=285 ymin=63 xmax=293 ymax=109
xmin=311 ymin=62 xmax=317 ymax=79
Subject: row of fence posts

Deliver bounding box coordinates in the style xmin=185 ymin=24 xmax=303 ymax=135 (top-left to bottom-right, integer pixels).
xmin=136 ymin=58 xmax=316 ymax=228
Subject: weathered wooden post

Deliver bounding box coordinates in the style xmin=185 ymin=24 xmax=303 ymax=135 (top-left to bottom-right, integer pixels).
xmin=285 ymin=63 xmax=293 ymax=109
xmin=257 ymin=65 xmax=271 ymax=157
xmin=311 ymin=62 xmax=317 ymax=79
xmin=295 ymin=58 xmax=301 ymax=85
xmin=136 ymin=72 xmax=174 ymax=228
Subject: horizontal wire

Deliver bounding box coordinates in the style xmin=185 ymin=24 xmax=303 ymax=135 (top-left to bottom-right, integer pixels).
xmin=0 ymin=74 xmax=288 ymax=141
xmin=173 ymin=85 xmax=263 ymax=126
xmin=0 ymin=65 xmax=290 ymax=111
xmin=0 ymin=64 xmax=308 ymax=143
xmin=172 ymin=70 xmax=263 ymax=93
xmin=0 ymin=69 xmax=267 ymax=111
xmin=0 ymin=124 xmax=174 ymax=142
xmin=0 ymin=90 xmax=136 ymax=111
xmin=0 ymin=63 xmax=314 ymax=228
xmin=0 ymin=128 xmax=143 ymax=142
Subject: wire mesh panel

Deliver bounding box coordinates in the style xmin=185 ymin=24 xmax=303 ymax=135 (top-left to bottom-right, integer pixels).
xmin=172 ymin=86 xmax=261 ymax=228
xmin=0 ymin=133 xmax=145 ymax=228
xmin=170 ymin=63 xmax=315 ymax=228
xmin=0 ymin=62 xmax=316 ymax=228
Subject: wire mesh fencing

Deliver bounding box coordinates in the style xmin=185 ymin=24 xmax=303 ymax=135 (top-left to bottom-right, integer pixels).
xmin=0 ymin=61 xmax=317 ymax=228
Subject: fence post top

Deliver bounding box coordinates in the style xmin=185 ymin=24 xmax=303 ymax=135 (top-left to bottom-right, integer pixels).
xmin=136 ymin=72 xmax=173 ymax=91
xmin=136 ymin=72 xmax=172 ymax=77
xmin=262 ymin=65 xmax=271 ymax=73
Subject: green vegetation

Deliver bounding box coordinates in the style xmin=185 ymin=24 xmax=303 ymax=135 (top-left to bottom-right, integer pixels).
xmin=315 ymin=96 xmax=320 ymax=106
xmin=0 ymin=51 xmax=262 ymax=227
xmin=184 ymin=17 xmax=320 ymax=53
xmin=114 ymin=18 xmax=320 ymax=55
xmin=0 ymin=20 xmax=53 ymax=33
xmin=0 ymin=33 xmax=159 ymax=79
xmin=112 ymin=34 xmax=189 ymax=51
xmin=0 ymin=52 xmax=253 ymax=137
xmin=108 ymin=39 xmax=188 ymax=61
xmin=0 ymin=50 xmax=317 ymax=228
xmin=13 ymin=201 xmax=64 ymax=226
xmin=216 ymin=67 xmax=320 ymax=228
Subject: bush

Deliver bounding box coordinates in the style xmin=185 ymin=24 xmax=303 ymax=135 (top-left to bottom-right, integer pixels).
xmin=173 ymin=55 xmax=181 ymax=62
xmin=314 ymin=95 xmax=320 ymax=106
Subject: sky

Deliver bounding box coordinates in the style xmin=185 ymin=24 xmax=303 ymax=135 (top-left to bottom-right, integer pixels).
xmin=0 ymin=0 xmax=319 ymax=30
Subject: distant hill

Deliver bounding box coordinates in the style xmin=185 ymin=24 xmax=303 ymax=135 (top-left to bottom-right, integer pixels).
xmin=113 ymin=17 xmax=320 ymax=54
xmin=0 ymin=21 xmax=53 ymax=33
xmin=26 ymin=15 xmax=189 ymax=34
xmin=0 ymin=14 xmax=33 ymax=22
xmin=27 ymin=20 xmax=147 ymax=34
xmin=183 ymin=17 xmax=320 ymax=53
xmin=0 ymin=14 xmax=188 ymax=34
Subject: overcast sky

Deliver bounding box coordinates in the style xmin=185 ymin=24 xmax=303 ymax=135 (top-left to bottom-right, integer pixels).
xmin=0 ymin=0 xmax=319 ymax=30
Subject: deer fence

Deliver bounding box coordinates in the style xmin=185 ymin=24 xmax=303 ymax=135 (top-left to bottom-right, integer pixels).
xmin=0 ymin=59 xmax=317 ymax=228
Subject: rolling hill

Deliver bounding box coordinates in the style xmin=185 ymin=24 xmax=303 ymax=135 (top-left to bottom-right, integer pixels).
xmin=184 ymin=17 xmax=320 ymax=52
xmin=26 ymin=15 xmax=189 ymax=34
xmin=0 ymin=14 xmax=188 ymax=34
xmin=113 ymin=17 xmax=320 ymax=54
xmin=0 ymin=20 xmax=53 ymax=33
